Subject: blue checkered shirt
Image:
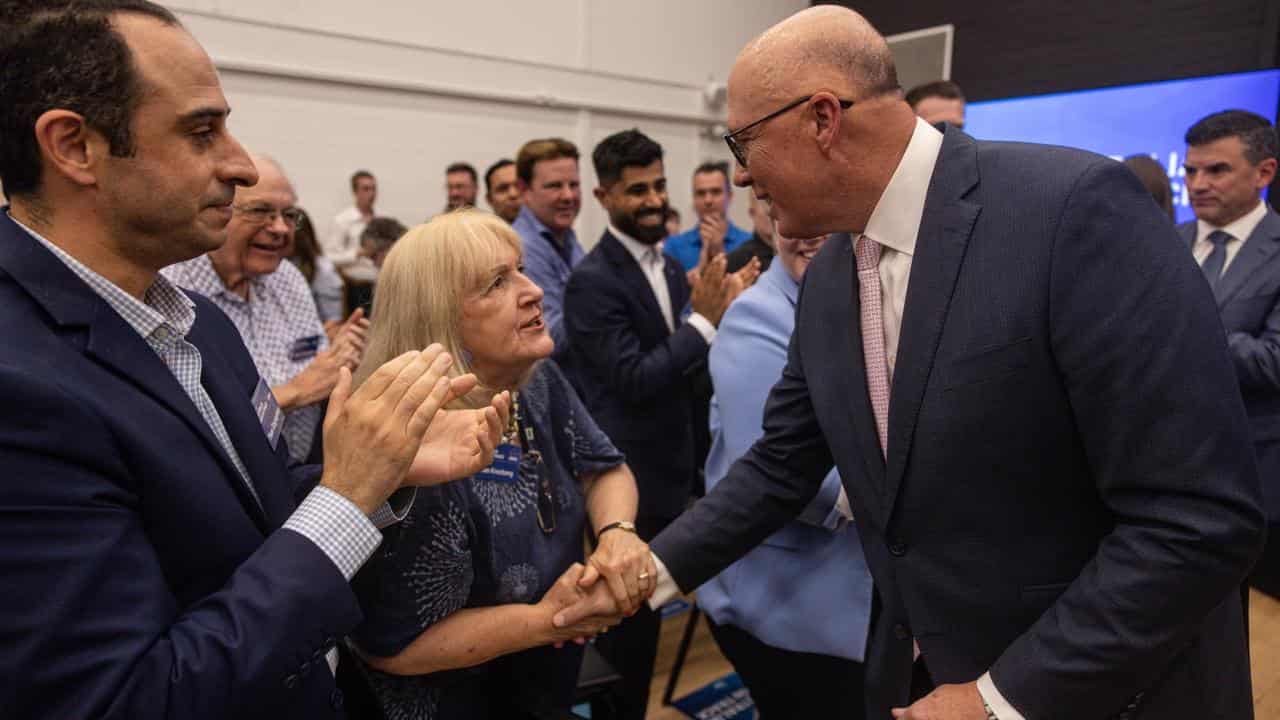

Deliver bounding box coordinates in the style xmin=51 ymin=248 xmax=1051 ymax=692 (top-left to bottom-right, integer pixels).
xmin=162 ymin=255 xmax=326 ymax=463
xmin=13 ymin=216 xmax=380 ymax=586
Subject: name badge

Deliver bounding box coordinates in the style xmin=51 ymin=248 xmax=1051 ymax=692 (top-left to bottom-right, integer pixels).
xmin=289 ymin=334 xmax=322 ymax=363
xmin=475 ymin=443 xmax=521 ymax=484
xmin=252 ymin=377 xmax=284 ymax=448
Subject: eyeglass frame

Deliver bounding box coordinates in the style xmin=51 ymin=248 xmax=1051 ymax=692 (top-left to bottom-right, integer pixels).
xmin=232 ymin=203 xmax=305 ymax=229
xmin=723 ymin=94 xmax=855 ymax=169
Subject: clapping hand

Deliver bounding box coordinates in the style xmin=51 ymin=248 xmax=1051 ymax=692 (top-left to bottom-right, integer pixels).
xmin=405 ymin=390 xmax=511 ymax=486
xmin=319 ymin=345 xmax=466 ymax=514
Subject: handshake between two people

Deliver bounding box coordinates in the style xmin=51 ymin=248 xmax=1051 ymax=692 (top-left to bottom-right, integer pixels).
xmin=538 ymin=529 xmax=660 ymax=648
xmin=317 ymin=343 xmax=512 ymax=515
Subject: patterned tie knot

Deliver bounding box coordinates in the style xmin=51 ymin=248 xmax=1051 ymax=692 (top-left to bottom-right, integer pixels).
xmin=855 ymin=234 xmax=882 ymax=272
xmin=1207 ymin=230 xmax=1233 ymax=247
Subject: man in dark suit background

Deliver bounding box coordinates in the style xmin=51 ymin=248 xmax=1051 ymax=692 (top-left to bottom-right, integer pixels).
xmin=562 ymin=129 xmax=739 ymax=718
xmin=558 ymin=7 xmax=1264 ymax=719
xmin=1177 ymin=110 xmax=1280 ymax=592
xmin=0 ymin=3 xmax=505 ymax=718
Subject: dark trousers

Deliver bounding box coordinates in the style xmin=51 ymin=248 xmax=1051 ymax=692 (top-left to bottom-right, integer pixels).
xmin=590 ymin=515 xmax=671 ymax=720
xmin=707 ymin=618 xmax=866 ymax=719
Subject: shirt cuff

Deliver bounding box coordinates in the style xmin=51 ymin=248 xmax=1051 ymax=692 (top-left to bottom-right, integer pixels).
xmin=368 ymin=487 xmax=417 ymax=529
xmin=824 ymin=487 xmax=853 ymax=530
xmin=647 ymin=552 xmax=682 ymax=610
xmin=977 ymin=672 xmax=1025 ymax=720
xmin=282 ymin=485 xmax=382 ymax=581
xmin=686 ymin=313 xmax=717 ymax=345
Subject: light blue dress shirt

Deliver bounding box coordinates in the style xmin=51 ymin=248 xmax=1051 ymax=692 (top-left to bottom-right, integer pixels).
xmin=699 ymin=259 xmax=874 ymax=661
xmin=664 ymin=220 xmax=752 ymax=271
xmin=512 ymin=205 xmax=584 ymax=355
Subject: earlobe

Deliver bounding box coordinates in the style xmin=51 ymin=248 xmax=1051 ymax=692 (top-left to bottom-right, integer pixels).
xmin=33 ymin=110 xmax=100 ymax=188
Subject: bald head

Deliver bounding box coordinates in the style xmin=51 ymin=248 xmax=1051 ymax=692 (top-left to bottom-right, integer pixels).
xmin=732 ymin=6 xmax=897 ymax=106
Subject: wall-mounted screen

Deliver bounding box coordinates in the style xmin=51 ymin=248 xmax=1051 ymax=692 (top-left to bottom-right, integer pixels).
xmin=966 ymin=69 xmax=1280 ymax=224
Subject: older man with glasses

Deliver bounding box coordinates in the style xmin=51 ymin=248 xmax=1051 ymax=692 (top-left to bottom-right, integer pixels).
xmin=165 ymin=153 xmax=369 ymax=462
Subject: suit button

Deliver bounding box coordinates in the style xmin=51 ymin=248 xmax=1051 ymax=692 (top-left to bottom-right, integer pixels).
xmin=893 ymin=623 xmax=911 ymax=640
xmin=330 ymin=689 xmax=345 ymax=709
xmin=888 ymin=541 xmax=907 ymax=556
xmin=284 ymin=673 xmax=299 ymax=689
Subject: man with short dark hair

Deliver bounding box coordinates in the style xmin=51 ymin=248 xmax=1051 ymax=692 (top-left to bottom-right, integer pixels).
xmin=0 ymin=4 xmax=507 ymax=717
xmin=563 ymin=129 xmax=744 ymax=720
xmin=444 ymin=161 xmax=478 ymax=211
xmin=1178 ymin=110 xmax=1280 ymax=545
xmin=664 ymin=161 xmax=752 ymax=271
xmin=512 ymin=138 xmax=584 ymax=354
xmin=327 ymin=169 xmax=376 ymax=268
xmin=906 ymin=79 xmax=966 ymax=128
xmin=360 ymin=216 xmax=407 ymax=269
xmin=484 ymin=158 xmax=521 ymax=223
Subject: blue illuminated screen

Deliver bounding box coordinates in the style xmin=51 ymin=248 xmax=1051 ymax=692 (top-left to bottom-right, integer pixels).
xmin=966 ymin=69 xmax=1280 ymax=224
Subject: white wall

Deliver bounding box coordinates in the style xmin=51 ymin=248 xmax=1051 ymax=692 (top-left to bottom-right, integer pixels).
xmin=166 ymin=0 xmax=807 ymax=247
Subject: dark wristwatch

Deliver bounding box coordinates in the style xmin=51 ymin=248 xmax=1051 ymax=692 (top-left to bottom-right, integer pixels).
xmin=597 ymin=520 xmax=637 ymax=537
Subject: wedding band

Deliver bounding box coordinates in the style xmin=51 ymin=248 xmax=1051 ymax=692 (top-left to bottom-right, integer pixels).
xmin=638 ymin=572 xmax=650 ymax=580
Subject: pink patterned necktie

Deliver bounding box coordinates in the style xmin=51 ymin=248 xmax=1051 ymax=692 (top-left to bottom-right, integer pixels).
xmin=856 ymin=234 xmax=890 ymax=458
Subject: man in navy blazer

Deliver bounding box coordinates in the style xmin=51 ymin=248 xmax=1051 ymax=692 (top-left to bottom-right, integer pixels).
xmin=0 ymin=4 xmax=504 ymax=718
xmin=561 ymin=129 xmax=739 ymax=720
xmin=1178 ymin=111 xmax=1280 ymax=522
xmin=557 ymin=8 xmax=1265 ymax=720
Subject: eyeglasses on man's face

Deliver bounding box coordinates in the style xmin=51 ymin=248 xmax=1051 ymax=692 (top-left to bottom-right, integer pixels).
xmin=723 ymin=94 xmax=855 ymax=169
xmin=233 ymin=204 xmax=304 ymax=229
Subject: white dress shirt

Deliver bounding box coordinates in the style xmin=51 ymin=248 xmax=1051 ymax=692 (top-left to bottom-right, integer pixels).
xmin=1192 ymin=199 xmax=1269 ymax=274
xmin=648 ymin=117 xmax=1023 ymax=718
xmin=325 ymin=206 xmax=369 ymax=268
xmin=608 ymin=223 xmax=716 ymax=343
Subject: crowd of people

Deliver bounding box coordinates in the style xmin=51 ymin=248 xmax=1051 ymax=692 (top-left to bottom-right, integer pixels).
xmin=1 ymin=2 xmax=1278 ymax=720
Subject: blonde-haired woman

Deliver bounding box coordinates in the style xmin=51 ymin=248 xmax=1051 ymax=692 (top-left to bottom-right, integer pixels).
xmin=351 ymin=210 xmax=652 ymax=719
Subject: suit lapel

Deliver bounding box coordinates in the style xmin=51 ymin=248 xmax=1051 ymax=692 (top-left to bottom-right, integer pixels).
xmin=1214 ymin=209 xmax=1280 ymax=307
xmin=882 ymin=130 xmax=981 ymax=522
xmin=190 ymin=316 xmax=294 ymax=529
xmin=601 ymin=232 xmax=669 ymax=337
xmin=664 ymin=257 xmax=686 ymax=331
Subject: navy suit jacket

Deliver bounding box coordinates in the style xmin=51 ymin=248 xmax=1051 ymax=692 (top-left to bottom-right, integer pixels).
xmin=651 ymin=128 xmax=1265 ymax=719
xmin=0 ymin=213 xmax=360 ymax=719
xmin=562 ymin=231 xmax=707 ymax=524
xmin=1178 ymin=208 xmax=1280 ymax=521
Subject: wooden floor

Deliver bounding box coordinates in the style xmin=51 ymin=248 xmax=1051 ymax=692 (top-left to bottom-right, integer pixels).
xmin=642 ymin=589 xmax=1280 ymax=719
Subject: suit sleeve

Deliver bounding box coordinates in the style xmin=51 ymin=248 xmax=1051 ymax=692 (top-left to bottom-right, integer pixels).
xmin=564 ymin=266 xmax=709 ymax=404
xmin=988 ymin=161 xmax=1265 ymax=717
xmin=650 ymin=276 xmax=838 ymax=591
xmin=0 ymin=365 xmax=362 ymax=720
xmin=1227 ymin=296 xmax=1280 ymax=392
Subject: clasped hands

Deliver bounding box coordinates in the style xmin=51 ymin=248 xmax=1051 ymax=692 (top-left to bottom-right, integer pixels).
xmin=537 ymin=530 xmax=657 ymax=647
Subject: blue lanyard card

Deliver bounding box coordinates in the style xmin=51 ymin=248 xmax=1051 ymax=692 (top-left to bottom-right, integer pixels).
xmin=476 ymin=443 xmax=522 ymax=483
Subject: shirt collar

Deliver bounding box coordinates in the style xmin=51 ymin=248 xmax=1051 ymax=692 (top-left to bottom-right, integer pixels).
xmin=862 ymin=116 xmax=945 ymax=258
xmin=609 ymin=223 xmax=663 ymax=263
xmin=181 ymin=253 xmax=258 ymax=305
xmin=1197 ymin=199 xmax=1269 ymax=244
xmin=9 ymin=211 xmax=195 ymax=339
xmin=516 ymin=205 xmax=577 ymax=247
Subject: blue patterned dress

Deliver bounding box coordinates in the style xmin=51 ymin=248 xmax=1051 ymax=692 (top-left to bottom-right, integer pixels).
xmin=352 ymin=360 xmax=624 ymax=719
